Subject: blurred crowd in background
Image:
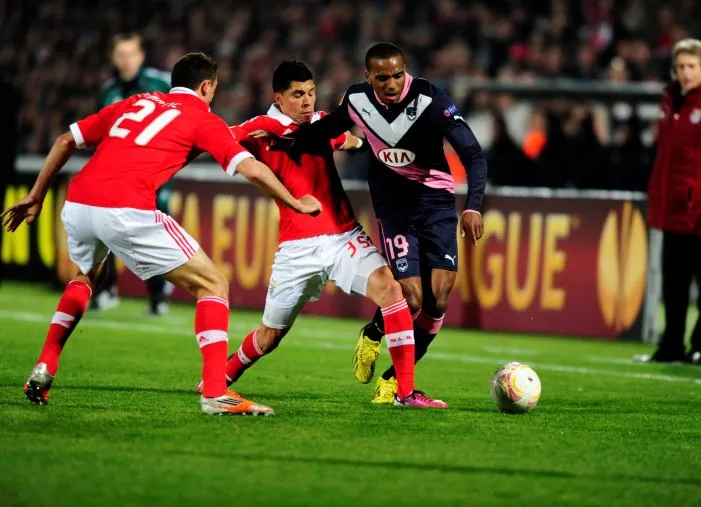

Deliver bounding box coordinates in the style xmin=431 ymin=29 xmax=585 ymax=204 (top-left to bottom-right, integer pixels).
xmin=2 ymin=0 xmax=699 ymax=189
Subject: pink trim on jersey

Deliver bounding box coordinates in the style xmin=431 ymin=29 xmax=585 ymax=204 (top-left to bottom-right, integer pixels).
xmin=374 ymin=73 xmax=414 ymax=109
xmin=377 ymin=219 xmax=391 ymax=263
xmin=156 ymin=211 xmax=195 ymax=258
xmin=349 ymin=106 xmax=455 ymax=193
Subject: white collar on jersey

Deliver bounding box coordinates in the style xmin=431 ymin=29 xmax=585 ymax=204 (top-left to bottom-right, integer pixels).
xmin=267 ymin=104 xmax=322 ymax=125
xmin=169 ymin=87 xmax=211 ymax=111
xmin=170 ymin=87 xmax=200 ymax=97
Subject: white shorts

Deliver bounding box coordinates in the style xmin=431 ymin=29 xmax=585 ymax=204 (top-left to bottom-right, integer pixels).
xmin=262 ymin=226 xmax=388 ymax=329
xmin=61 ymin=201 xmax=200 ymax=280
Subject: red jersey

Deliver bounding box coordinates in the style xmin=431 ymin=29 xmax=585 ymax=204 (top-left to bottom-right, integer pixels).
xmin=232 ymin=105 xmax=357 ymax=242
xmin=68 ymin=87 xmax=252 ymax=210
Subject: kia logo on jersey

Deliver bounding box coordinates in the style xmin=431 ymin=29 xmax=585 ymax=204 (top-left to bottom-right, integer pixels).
xmin=378 ymin=148 xmax=416 ymax=168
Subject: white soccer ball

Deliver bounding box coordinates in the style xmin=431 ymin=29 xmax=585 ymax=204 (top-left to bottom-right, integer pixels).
xmin=490 ymin=362 xmax=541 ymax=413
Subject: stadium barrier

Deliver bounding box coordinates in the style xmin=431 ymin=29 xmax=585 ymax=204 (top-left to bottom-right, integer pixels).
xmin=4 ymin=155 xmax=660 ymax=342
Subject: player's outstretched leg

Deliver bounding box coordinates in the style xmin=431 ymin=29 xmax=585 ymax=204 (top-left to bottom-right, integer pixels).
xmin=226 ymin=325 xmax=287 ymax=384
xmin=365 ymin=267 xmax=447 ymax=408
xmin=353 ymin=307 xmax=383 ymax=383
xmin=375 ymin=269 xmax=453 ymax=399
xmin=164 ymin=250 xmax=274 ymax=416
xmin=25 ymin=271 xmax=96 ymax=405
xmin=195 ymin=325 xmax=288 ymax=393
xmin=374 ymin=311 xmax=444 ymax=395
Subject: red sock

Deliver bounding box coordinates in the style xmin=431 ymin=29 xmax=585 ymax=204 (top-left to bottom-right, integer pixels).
xmin=382 ymin=299 xmax=415 ymax=398
xmin=226 ymin=329 xmax=264 ymax=383
xmin=38 ymin=280 xmax=92 ymax=375
xmin=195 ymin=296 xmax=230 ymax=398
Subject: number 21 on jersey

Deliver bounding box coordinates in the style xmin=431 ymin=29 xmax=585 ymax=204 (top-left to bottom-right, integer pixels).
xmin=109 ymin=98 xmax=181 ymax=146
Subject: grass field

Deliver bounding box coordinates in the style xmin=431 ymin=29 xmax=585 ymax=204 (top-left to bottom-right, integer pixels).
xmin=1 ymin=281 xmax=701 ymax=506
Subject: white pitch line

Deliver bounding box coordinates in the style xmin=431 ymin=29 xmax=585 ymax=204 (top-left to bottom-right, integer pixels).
xmin=483 ymin=346 xmax=539 ymax=356
xmin=1 ymin=310 xmax=701 ymax=386
xmin=427 ymin=351 xmax=701 ymax=385
xmin=0 ymin=310 xmax=332 ymax=339
xmin=273 ymin=341 xmax=701 ymax=386
xmin=587 ymin=355 xmax=639 ymax=365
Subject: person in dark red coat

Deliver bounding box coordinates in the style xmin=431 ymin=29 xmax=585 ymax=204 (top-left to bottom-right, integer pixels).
xmin=644 ymin=38 xmax=701 ymax=363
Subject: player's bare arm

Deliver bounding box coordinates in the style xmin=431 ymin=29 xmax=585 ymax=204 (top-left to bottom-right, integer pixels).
xmin=236 ymin=157 xmax=322 ymax=216
xmin=1 ymin=131 xmax=77 ymax=232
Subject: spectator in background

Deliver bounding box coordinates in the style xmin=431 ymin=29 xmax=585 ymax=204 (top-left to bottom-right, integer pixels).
xmin=562 ymin=106 xmax=608 ymax=189
xmin=487 ymin=114 xmax=538 ymax=187
xmin=639 ymin=38 xmax=701 ymax=364
xmin=4 ymin=0 xmax=698 ymax=188
xmin=0 ymin=78 xmax=21 ymax=284
xmin=522 ymin=109 xmax=548 ymax=160
xmin=567 ymin=44 xmax=600 ymax=79
xmin=91 ymin=33 xmax=173 ymax=315
xmin=606 ymin=114 xmax=651 ymax=191
xmin=534 ymin=109 xmax=569 ymax=188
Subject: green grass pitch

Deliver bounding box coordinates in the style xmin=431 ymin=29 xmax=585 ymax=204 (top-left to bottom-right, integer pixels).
xmin=1 ymin=281 xmax=700 ymax=506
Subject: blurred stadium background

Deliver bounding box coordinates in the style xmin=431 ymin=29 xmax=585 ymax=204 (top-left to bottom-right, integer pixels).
xmin=3 ymin=2 xmax=701 ymax=506
xmin=3 ymin=0 xmax=683 ymax=341
xmin=5 ymin=0 xmax=679 ymax=183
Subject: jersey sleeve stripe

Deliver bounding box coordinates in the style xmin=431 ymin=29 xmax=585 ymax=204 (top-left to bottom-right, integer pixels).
xmin=225 ymin=151 xmax=255 ymax=175
xmin=69 ymin=122 xmax=86 ymax=149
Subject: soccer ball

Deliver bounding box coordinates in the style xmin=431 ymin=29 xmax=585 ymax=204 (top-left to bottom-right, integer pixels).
xmin=490 ymin=362 xmax=541 ymax=413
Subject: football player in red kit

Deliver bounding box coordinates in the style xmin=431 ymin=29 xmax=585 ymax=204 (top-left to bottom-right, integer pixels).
xmin=196 ymin=61 xmax=447 ymax=408
xmin=2 ymin=53 xmax=322 ymax=415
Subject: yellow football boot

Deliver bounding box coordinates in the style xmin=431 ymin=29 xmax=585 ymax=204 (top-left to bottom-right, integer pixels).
xmin=371 ymin=376 xmax=397 ymax=404
xmin=353 ymin=327 xmax=381 ymax=383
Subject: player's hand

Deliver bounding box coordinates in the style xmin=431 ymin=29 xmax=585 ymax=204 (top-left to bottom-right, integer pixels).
xmin=461 ymin=210 xmax=483 ymax=246
xmin=296 ymin=194 xmax=323 ymax=217
xmin=0 ymin=193 xmax=43 ymax=232
xmin=247 ymin=129 xmax=271 ymax=139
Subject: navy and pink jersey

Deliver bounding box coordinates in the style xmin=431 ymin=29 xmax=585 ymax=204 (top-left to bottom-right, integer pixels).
xmin=288 ymin=75 xmax=487 ymax=215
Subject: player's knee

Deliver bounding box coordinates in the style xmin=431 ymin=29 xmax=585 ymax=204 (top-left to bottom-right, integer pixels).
xmin=431 ymin=290 xmax=451 ymax=316
xmin=403 ymin=288 xmax=422 ymax=315
xmin=372 ymin=274 xmax=403 ymax=308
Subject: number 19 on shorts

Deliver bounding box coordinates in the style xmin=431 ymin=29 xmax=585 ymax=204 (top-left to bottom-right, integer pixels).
xmin=384 ymin=234 xmax=409 ymax=260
